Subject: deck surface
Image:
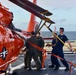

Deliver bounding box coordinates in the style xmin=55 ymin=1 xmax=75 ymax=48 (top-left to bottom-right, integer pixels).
xmin=7 ymin=54 xmax=76 ymax=75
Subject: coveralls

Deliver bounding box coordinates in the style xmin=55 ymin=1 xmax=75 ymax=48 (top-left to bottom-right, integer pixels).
xmin=26 ymin=35 xmax=42 ymax=70
xmin=52 ymin=34 xmax=69 ymax=69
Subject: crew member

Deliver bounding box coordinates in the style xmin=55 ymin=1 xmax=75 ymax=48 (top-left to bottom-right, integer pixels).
xmin=52 ymin=28 xmax=72 ymax=71
xmin=8 ymin=12 xmax=22 ymax=32
xmin=25 ymin=31 xmax=42 ymax=70
xmin=36 ymin=32 xmax=44 ymax=65
xmin=47 ymin=33 xmax=61 ymax=69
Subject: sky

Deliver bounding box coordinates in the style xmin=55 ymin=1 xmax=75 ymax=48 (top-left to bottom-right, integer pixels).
xmin=0 ymin=0 xmax=76 ymax=31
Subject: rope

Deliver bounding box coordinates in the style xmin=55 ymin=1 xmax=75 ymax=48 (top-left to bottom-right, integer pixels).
xmin=28 ymin=41 xmax=76 ymax=72
xmin=44 ymin=24 xmax=76 ymax=53
xmin=28 ymin=41 xmax=46 ymax=68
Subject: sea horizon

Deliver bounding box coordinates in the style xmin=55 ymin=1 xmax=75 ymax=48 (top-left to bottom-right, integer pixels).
xmin=41 ymin=31 xmax=76 ymax=41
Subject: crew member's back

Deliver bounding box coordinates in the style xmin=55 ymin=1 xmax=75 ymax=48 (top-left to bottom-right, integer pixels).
xmin=26 ymin=31 xmax=41 ymax=70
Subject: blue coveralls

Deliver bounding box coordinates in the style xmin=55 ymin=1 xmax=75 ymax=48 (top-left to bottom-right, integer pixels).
xmin=51 ymin=38 xmax=60 ymax=67
xmin=51 ymin=34 xmax=69 ymax=68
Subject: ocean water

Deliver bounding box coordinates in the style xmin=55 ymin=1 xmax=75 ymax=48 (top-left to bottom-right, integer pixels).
xmin=41 ymin=31 xmax=76 ymax=41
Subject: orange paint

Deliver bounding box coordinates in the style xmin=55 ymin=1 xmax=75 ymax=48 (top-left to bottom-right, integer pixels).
xmin=0 ymin=4 xmax=24 ymax=73
xmin=0 ymin=4 xmax=12 ymax=27
xmin=27 ymin=0 xmax=37 ymax=32
xmin=0 ymin=25 xmax=24 ymax=72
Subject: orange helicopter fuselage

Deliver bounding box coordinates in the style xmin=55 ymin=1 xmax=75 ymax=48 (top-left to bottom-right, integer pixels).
xmin=0 ymin=4 xmax=24 ymax=72
xmin=0 ymin=25 xmax=24 ymax=72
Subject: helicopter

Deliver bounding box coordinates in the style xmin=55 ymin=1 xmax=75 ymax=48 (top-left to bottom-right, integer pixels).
xmin=0 ymin=3 xmax=25 ymax=74
xmin=0 ymin=0 xmax=55 ymax=75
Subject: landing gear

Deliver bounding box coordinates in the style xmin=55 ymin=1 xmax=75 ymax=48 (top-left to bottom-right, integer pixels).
xmin=5 ymin=71 xmax=18 ymax=75
xmin=6 ymin=64 xmax=18 ymax=75
xmin=9 ymin=71 xmax=18 ymax=75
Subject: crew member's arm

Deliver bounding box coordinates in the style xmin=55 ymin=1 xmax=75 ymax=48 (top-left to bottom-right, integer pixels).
xmin=46 ymin=43 xmax=56 ymax=47
xmin=46 ymin=38 xmax=57 ymax=47
xmin=64 ymin=35 xmax=73 ymax=52
xmin=67 ymin=40 xmax=73 ymax=52
xmin=9 ymin=22 xmax=22 ymax=32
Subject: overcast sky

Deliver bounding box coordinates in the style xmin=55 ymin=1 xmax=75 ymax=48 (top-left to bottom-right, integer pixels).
xmin=0 ymin=0 xmax=76 ymax=31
